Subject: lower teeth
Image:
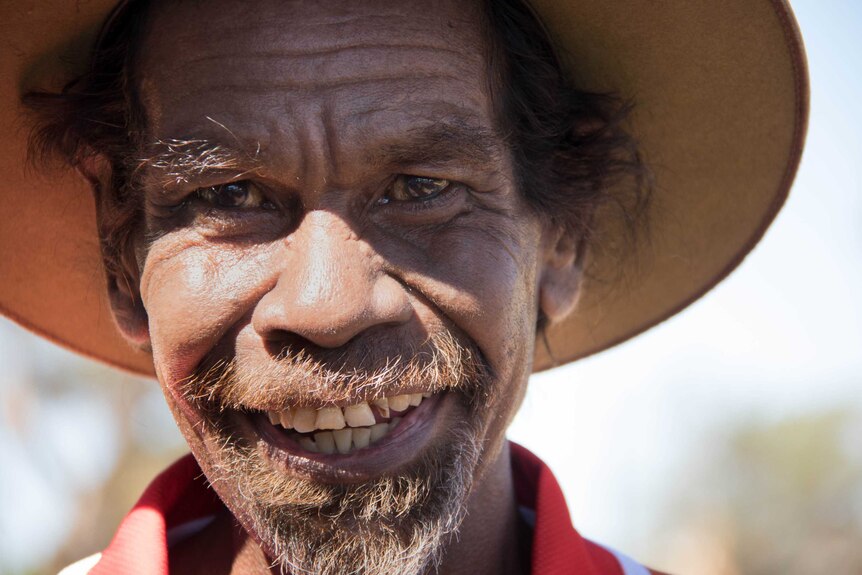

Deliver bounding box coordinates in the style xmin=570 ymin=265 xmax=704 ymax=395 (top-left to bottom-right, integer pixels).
xmin=293 ymin=418 xmax=402 ymax=454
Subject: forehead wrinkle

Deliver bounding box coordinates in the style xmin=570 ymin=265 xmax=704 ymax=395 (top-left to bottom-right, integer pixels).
xmin=321 ymin=97 xmax=342 ymax=188
xmin=149 ymin=7 xmax=480 ymax=54
xmin=290 ymin=101 xmax=333 ymax=193
xmin=170 ymin=76 xmax=491 ymax=127
xmin=180 ymin=43 xmax=472 ymax=67
xmin=176 ymin=73 xmax=474 ymax=100
xmin=142 ymin=8 xmax=485 ymax=100
xmin=160 ymin=45 xmax=478 ymax=88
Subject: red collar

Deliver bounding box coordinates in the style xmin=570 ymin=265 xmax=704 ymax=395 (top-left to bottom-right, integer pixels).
xmin=90 ymin=443 xmax=655 ymax=574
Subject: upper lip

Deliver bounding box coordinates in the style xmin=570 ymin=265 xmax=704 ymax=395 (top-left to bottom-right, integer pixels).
xmin=246 ymin=388 xmax=441 ymax=412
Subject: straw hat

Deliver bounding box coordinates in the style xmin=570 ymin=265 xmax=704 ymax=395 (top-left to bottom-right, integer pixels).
xmin=0 ymin=0 xmax=808 ymax=376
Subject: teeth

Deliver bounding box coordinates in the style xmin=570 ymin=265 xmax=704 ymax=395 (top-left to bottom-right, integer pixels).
xmin=388 ymin=394 xmax=410 ymax=412
xmin=422 ymin=392 xmax=432 ymax=398
xmin=370 ymin=422 xmax=389 ymax=443
xmin=299 ymin=437 xmax=318 ymax=453
xmin=267 ymin=391 xmax=435 ymax=445
xmin=352 ymin=427 xmax=371 ymax=449
xmin=314 ymin=431 xmax=336 ymax=454
xmin=371 ymin=397 xmax=390 ymax=418
xmin=315 ymin=406 xmax=346 ymax=430
xmin=344 ymin=403 xmax=376 ymax=427
xmin=293 ymin=408 xmax=318 ymax=433
xmin=333 ymin=429 xmax=353 ymax=454
xmin=279 ymin=408 xmax=295 ymax=429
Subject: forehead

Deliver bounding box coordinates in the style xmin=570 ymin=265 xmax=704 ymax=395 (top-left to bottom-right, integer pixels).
xmin=136 ymin=0 xmax=496 ymax=161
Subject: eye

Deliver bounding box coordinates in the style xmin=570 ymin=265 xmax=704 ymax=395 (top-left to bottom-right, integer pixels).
xmin=379 ymin=175 xmax=451 ymax=204
xmin=193 ymin=181 xmax=273 ymax=209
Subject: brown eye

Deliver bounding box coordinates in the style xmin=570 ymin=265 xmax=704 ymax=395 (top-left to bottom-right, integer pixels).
xmin=196 ymin=181 xmax=271 ymax=209
xmin=383 ymin=175 xmax=450 ymax=203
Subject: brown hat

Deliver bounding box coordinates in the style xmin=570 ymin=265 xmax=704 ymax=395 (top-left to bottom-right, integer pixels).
xmin=0 ymin=0 xmax=808 ymax=376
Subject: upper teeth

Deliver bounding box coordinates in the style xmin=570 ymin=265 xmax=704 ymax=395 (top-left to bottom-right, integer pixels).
xmin=266 ymin=392 xmax=429 ymax=436
xmin=267 ymin=391 xmax=423 ymax=455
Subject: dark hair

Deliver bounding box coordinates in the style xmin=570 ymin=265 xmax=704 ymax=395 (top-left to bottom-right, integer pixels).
xmin=483 ymin=0 xmax=650 ymax=253
xmin=24 ymin=0 xmax=650 ymax=293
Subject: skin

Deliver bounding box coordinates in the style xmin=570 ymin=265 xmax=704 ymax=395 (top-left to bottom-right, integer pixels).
xmin=106 ymin=0 xmax=582 ymax=573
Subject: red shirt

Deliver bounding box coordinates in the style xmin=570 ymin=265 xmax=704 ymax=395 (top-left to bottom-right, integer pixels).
xmin=80 ymin=443 xmax=662 ymax=574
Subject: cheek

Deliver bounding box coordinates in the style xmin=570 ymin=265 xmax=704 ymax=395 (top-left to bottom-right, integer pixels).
xmin=427 ymin=226 xmax=540 ymax=475
xmin=140 ymin=239 xmax=275 ymax=382
xmin=425 ymin=223 xmax=543 ymax=380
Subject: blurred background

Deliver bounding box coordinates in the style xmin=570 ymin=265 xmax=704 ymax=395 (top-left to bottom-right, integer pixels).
xmin=1 ymin=1 xmax=860 ymax=573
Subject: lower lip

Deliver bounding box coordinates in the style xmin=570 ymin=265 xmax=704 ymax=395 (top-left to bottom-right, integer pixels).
xmin=235 ymin=392 xmax=458 ymax=483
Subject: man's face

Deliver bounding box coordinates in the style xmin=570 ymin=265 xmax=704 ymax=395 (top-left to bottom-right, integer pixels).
xmin=131 ymin=0 xmax=553 ymax=572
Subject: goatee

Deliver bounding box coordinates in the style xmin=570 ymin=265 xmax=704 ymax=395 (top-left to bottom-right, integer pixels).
xmin=183 ymin=330 xmax=492 ymax=575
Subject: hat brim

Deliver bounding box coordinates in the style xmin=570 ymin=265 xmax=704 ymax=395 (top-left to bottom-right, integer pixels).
xmin=0 ymin=0 xmax=808 ymax=376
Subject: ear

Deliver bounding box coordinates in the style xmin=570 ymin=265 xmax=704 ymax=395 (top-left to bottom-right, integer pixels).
xmin=538 ymin=226 xmax=585 ymax=325
xmin=76 ymin=155 xmax=152 ymax=352
xmin=106 ymin=271 xmax=151 ymax=351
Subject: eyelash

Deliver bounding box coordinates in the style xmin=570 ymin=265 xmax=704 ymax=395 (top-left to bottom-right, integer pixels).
xmin=173 ymin=181 xmax=274 ymax=213
xmin=377 ymin=176 xmax=461 ymax=213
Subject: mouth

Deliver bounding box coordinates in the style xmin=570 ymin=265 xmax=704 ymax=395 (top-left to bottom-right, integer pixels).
xmin=233 ymin=390 xmax=459 ymax=483
xmin=263 ymin=392 xmax=433 ymax=453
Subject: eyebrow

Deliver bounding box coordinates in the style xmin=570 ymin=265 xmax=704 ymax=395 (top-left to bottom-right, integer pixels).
xmin=374 ymin=120 xmax=504 ymax=170
xmin=136 ymin=137 xmax=263 ymax=190
xmin=137 ymin=118 xmax=504 ymax=190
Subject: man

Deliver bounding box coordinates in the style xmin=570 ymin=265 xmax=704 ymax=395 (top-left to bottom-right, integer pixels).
xmin=0 ymin=0 xmax=807 ymax=573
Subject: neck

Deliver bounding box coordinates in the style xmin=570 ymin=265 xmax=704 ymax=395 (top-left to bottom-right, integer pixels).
xmin=436 ymin=441 xmax=527 ymax=575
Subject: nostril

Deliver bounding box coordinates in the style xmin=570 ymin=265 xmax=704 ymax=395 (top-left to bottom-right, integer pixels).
xmin=260 ymin=323 xmax=417 ymax=377
xmin=261 ymin=330 xmax=324 ymax=360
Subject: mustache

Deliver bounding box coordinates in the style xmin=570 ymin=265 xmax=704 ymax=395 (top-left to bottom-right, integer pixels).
xmin=181 ymin=329 xmax=492 ymax=412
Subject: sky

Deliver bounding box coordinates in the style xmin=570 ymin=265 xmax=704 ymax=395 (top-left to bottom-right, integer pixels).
xmin=1 ymin=0 xmax=860 ymax=572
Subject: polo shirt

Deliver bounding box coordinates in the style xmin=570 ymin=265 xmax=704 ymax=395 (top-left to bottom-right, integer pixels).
xmin=62 ymin=443 xmax=663 ymax=575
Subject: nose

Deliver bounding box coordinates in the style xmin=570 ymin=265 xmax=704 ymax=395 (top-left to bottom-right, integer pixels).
xmin=252 ymin=210 xmax=413 ymax=349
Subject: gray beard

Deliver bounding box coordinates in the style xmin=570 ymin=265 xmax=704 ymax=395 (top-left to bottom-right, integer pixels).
xmin=186 ymin=329 xmax=491 ymax=574
xmin=209 ymin=423 xmax=483 ymax=575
